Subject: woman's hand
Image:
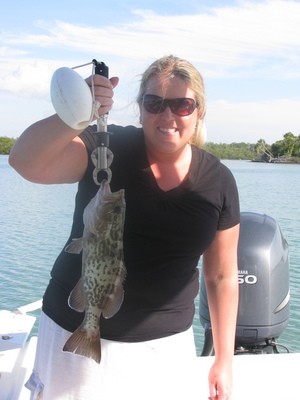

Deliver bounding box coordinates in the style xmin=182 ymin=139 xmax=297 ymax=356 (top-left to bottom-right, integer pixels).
xmin=85 ymin=75 xmax=119 ymax=116
xmin=208 ymin=360 xmax=233 ymax=399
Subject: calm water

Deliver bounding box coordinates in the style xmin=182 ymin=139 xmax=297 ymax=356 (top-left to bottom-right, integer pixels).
xmin=1 ymin=155 xmax=299 ymax=355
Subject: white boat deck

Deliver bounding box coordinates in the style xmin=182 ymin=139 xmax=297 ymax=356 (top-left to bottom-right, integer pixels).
xmin=0 ymin=307 xmax=299 ymax=399
xmin=91 ymin=351 xmax=299 ymax=399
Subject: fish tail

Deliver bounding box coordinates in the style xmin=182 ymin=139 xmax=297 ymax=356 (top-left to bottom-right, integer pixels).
xmin=63 ymin=325 xmax=101 ymax=364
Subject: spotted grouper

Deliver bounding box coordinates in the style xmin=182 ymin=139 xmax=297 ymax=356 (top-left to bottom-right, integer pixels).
xmin=63 ymin=180 xmax=126 ymax=363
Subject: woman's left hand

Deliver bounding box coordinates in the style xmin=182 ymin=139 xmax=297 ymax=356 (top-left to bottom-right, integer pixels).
xmin=208 ymin=361 xmax=233 ymax=399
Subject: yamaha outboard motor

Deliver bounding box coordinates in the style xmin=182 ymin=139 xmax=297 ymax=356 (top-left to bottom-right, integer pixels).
xmin=199 ymin=212 xmax=290 ymax=355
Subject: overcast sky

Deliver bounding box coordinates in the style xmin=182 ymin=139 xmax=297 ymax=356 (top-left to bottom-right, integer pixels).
xmin=1 ymin=0 xmax=299 ymax=143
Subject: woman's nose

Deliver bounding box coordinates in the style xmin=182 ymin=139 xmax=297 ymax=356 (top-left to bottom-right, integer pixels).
xmin=161 ymin=104 xmax=174 ymax=119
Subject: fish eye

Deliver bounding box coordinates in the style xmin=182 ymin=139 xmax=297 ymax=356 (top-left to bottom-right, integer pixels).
xmin=114 ymin=205 xmax=121 ymax=214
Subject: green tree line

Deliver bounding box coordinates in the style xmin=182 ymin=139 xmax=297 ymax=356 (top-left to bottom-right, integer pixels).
xmin=1 ymin=132 xmax=299 ymax=162
xmin=0 ymin=136 xmax=17 ymax=155
xmin=204 ymin=132 xmax=300 ymax=162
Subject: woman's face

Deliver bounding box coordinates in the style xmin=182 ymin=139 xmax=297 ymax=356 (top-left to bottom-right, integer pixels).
xmin=139 ymin=74 xmax=200 ymax=157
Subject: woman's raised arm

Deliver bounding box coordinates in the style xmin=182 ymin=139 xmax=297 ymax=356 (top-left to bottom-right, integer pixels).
xmin=9 ymin=75 xmax=119 ymax=184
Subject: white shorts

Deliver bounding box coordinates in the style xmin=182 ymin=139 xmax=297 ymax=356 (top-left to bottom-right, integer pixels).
xmin=26 ymin=312 xmax=196 ymax=399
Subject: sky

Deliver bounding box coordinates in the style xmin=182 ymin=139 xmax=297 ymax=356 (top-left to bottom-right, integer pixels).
xmin=0 ymin=0 xmax=299 ymax=144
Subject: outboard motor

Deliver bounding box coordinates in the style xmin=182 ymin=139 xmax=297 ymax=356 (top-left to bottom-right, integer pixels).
xmin=199 ymin=212 xmax=290 ymax=355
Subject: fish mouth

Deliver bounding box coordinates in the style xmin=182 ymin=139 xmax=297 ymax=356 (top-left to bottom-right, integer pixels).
xmin=101 ymin=179 xmax=112 ymax=196
xmin=101 ymin=180 xmax=125 ymax=202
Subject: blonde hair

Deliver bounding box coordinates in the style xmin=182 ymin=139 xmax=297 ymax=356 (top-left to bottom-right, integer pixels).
xmin=137 ymin=55 xmax=206 ymax=148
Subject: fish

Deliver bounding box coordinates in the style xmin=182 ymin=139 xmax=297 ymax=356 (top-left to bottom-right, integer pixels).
xmin=63 ymin=179 xmax=126 ymax=363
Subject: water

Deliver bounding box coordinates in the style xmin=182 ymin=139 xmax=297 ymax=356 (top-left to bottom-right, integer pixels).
xmin=0 ymin=155 xmax=78 ymax=334
xmin=1 ymin=155 xmax=299 ymax=355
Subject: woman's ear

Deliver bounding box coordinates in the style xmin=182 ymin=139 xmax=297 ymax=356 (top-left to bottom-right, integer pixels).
xmin=139 ymin=103 xmax=143 ymax=125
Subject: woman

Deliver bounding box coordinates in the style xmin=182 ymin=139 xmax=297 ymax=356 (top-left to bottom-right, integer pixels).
xmin=9 ymin=55 xmax=240 ymax=400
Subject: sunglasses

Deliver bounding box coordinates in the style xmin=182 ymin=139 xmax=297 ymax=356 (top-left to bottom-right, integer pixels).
xmin=142 ymin=94 xmax=197 ymax=116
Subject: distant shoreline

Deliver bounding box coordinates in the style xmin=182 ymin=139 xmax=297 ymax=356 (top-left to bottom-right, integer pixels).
xmin=251 ymin=156 xmax=300 ymax=164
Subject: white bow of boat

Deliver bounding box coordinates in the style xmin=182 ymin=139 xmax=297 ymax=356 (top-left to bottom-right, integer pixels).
xmin=0 ymin=298 xmax=299 ymax=399
xmin=0 ymin=300 xmax=41 ymax=400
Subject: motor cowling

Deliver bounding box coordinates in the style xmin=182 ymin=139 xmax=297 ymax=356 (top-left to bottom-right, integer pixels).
xmin=199 ymin=212 xmax=290 ymax=354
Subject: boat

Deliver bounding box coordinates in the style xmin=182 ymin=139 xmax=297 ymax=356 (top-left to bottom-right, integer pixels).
xmin=0 ymin=300 xmax=41 ymax=400
xmin=1 ymin=212 xmax=299 ymax=399
xmin=1 ymin=302 xmax=299 ymax=399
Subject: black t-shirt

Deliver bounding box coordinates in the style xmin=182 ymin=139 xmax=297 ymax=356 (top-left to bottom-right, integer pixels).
xmin=42 ymin=124 xmax=240 ymax=341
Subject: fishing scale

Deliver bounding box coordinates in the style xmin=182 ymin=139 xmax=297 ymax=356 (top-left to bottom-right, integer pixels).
xmin=50 ymin=59 xmax=114 ymax=185
xmin=90 ymin=59 xmax=114 ymax=185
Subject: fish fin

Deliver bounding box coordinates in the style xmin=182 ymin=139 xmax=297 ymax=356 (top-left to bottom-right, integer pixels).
xmin=68 ymin=278 xmax=85 ymax=312
xmin=102 ymin=286 xmax=124 ymax=319
xmin=65 ymin=238 xmax=84 ymax=254
xmin=103 ymin=260 xmax=126 ymax=319
xmin=63 ymin=325 xmax=101 ymax=364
